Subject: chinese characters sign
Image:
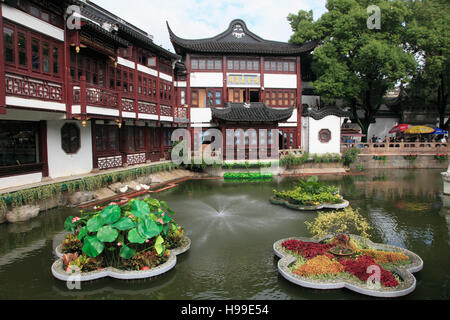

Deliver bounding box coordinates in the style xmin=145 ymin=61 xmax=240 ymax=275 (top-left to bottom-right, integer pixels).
xmin=227 ymin=74 xmax=261 ymax=88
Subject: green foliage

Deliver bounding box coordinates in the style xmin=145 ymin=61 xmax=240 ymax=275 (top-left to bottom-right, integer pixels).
xmin=341 ymin=148 xmax=361 ymax=166
xmin=279 ymin=152 xmax=310 ymax=168
xmin=0 ymin=163 xmax=179 ymax=208
xmin=62 ymin=196 xmax=185 ymax=271
xmin=288 ymin=0 xmax=418 ymax=139
xmin=305 ymin=207 xmax=372 ymax=239
xmin=273 ymin=176 xmax=343 ymax=206
xmin=223 ymin=172 xmax=274 ymax=180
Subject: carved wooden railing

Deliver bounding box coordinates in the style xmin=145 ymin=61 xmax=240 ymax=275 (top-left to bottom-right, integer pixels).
xmin=73 ymin=84 xmax=118 ymax=109
xmin=160 ymin=105 xmax=173 ymax=117
xmin=341 ymin=142 xmax=450 ymax=155
xmin=5 ymin=73 xmax=63 ymax=102
xmin=174 ymin=106 xmax=189 ymax=123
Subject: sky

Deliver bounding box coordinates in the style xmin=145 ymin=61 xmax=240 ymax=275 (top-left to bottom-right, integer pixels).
xmin=91 ymin=0 xmax=327 ymax=53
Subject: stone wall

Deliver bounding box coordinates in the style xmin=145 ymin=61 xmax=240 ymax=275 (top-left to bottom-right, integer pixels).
xmin=351 ymin=155 xmax=448 ymax=170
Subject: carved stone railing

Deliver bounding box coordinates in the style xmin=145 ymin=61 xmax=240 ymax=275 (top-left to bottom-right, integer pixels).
xmin=5 ymin=73 xmax=63 ymax=102
xmin=341 ymin=142 xmax=450 ymax=155
xmin=279 ymin=148 xmax=304 ymax=157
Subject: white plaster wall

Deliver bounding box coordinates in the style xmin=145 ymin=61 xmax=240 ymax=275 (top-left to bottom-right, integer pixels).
xmin=0 ymin=173 xmax=42 ymax=191
xmin=308 ymin=116 xmax=342 ymax=155
xmin=264 ymin=74 xmax=297 ymax=89
xmin=190 ymin=73 xmax=223 ymax=88
xmin=2 ymin=4 xmax=64 ymax=41
xmin=368 ymin=118 xmax=399 ymax=139
xmin=190 ymin=108 xmax=212 ymax=124
xmin=46 ymin=120 xmax=93 ymax=179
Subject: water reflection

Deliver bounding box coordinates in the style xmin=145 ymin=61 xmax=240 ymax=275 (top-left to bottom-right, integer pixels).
xmin=0 ymin=169 xmax=448 ymax=300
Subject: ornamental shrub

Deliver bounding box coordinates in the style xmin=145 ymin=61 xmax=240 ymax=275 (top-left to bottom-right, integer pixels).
xmin=305 ymin=207 xmax=372 ymax=239
xmin=341 ymin=148 xmax=361 ymax=166
xmin=294 ymin=255 xmax=345 ymax=277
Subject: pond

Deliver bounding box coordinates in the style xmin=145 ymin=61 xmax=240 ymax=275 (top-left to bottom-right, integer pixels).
xmin=0 ymin=169 xmax=449 ymax=300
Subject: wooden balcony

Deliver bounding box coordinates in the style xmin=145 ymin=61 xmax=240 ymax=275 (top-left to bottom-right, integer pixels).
xmin=341 ymin=142 xmax=450 ymax=155
xmin=5 ymin=73 xmax=63 ymax=102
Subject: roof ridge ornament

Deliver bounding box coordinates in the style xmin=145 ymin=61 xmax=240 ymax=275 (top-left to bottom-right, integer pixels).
xmin=232 ymin=23 xmax=245 ymax=39
xmin=243 ymin=102 xmax=251 ymax=108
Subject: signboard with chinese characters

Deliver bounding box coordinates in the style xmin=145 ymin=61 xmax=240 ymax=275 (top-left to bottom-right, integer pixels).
xmin=227 ymin=74 xmax=261 ymax=88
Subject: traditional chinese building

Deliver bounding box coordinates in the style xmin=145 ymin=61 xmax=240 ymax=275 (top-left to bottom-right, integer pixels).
xmin=168 ymin=19 xmax=318 ymax=159
xmin=0 ymin=0 xmax=188 ymax=190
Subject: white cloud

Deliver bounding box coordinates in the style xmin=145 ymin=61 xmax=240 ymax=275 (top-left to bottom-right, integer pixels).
xmin=90 ymin=0 xmax=327 ymax=53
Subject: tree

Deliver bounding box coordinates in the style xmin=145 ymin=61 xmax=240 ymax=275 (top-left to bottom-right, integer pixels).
xmin=288 ymin=0 xmax=417 ymax=141
xmin=404 ymin=0 xmax=449 ymax=129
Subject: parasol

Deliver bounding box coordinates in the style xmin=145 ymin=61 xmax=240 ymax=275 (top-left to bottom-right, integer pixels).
xmin=432 ymin=127 xmax=448 ymax=135
xmin=389 ymin=124 xmax=410 ymax=134
xmin=404 ymin=126 xmax=434 ymax=134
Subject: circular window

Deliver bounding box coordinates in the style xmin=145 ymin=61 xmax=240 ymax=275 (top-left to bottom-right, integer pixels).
xmin=61 ymin=123 xmax=81 ymax=154
xmin=319 ymin=129 xmax=331 ymax=143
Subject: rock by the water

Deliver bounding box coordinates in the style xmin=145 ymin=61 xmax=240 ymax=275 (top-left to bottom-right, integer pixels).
xmin=6 ymin=205 xmax=41 ymax=223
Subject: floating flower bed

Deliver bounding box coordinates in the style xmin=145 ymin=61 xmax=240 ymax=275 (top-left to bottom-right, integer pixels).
xmin=273 ymin=234 xmax=423 ymax=297
xmin=52 ymin=197 xmax=190 ymax=282
xmin=271 ymin=176 xmax=349 ymax=211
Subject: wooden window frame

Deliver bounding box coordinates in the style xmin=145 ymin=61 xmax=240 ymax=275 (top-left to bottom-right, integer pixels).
xmin=95 ymin=125 xmax=119 ymax=156
xmin=264 ymin=59 xmax=296 ymax=74
xmin=4 ymin=22 xmax=62 ymax=80
xmin=191 ymin=57 xmax=222 ymax=72
xmin=227 ymin=58 xmax=260 ymax=72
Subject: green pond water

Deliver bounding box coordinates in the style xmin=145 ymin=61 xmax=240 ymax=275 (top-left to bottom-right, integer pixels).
xmin=0 ymin=169 xmax=449 ymax=300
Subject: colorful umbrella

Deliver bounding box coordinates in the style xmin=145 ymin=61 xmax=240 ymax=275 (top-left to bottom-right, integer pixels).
xmin=389 ymin=124 xmax=410 ymax=134
xmin=405 ymin=126 xmax=435 ymax=134
xmin=433 ymin=128 xmax=448 ymax=135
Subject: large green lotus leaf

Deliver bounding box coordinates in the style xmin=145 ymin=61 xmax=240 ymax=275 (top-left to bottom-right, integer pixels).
xmin=120 ymin=244 xmax=135 ymax=260
xmin=130 ymin=200 xmax=150 ymax=218
xmin=100 ymin=205 xmax=121 ymax=225
xmin=78 ymin=226 xmax=88 ymax=241
xmin=82 ymin=235 xmax=105 ymax=258
xmin=138 ymin=216 xmax=161 ymax=239
xmin=112 ymin=217 xmax=136 ymax=231
xmin=162 ymin=223 xmax=170 ymax=236
xmin=160 ymin=201 xmax=176 ymax=215
xmin=154 ymin=235 xmax=165 ymax=256
xmin=64 ymin=216 xmax=76 ymax=232
xmin=128 ymin=228 xmax=147 ymax=244
xmin=96 ymin=225 xmax=119 ymax=243
xmin=87 ymin=215 xmax=106 ymax=233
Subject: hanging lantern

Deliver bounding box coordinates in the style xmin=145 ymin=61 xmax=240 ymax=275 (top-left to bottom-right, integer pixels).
xmin=118 ymin=122 xmax=122 ymax=128
xmin=81 ymin=120 xmax=87 ymax=127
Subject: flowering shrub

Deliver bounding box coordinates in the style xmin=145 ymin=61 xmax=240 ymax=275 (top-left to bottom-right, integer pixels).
xmin=358 ymin=249 xmax=410 ymax=265
xmin=340 ymin=255 xmax=399 ymax=287
xmin=294 ymin=255 xmax=345 ymax=277
xmin=282 ymin=239 xmax=334 ymax=259
xmin=404 ymin=154 xmax=417 ymax=161
xmin=435 ymin=154 xmax=448 ymax=163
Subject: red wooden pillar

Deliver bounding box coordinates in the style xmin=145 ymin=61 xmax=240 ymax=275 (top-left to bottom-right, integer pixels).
xmin=133 ymin=48 xmax=139 ymax=121
xmin=222 ymin=56 xmax=227 ymax=104
xmin=39 ymin=121 xmax=49 ymax=177
xmin=79 ymin=75 xmax=87 ymax=129
xmin=63 ymin=21 xmax=72 ymax=119
xmin=171 ymin=64 xmax=175 ymax=126
xmin=156 ymin=57 xmax=161 ymax=125
xmin=160 ymin=127 xmax=165 ymax=161
xmin=260 ymin=57 xmax=265 ymax=103
xmin=0 ymin=5 xmax=6 ymax=114
xmin=296 ymin=56 xmax=302 ymax=149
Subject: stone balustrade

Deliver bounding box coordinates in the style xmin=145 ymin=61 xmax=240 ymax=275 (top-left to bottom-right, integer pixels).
xmin=341 ymin=142 xmax=450 ymax=155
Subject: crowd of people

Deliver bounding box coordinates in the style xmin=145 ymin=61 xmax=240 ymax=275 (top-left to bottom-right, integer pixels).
xmin=370 ymin=135 xmax=448 ymax=144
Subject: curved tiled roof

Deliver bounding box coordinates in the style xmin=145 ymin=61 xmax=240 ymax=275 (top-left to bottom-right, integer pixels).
xmin=167 ymin=20 xmax=318 ymax=56
xmin=69 ymin=0 xmax=180 ymax=60
xmin=212 ymin=103 xmax=294 ymax=122
xmin=302 ymin=106 xmax=351 ymax=120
